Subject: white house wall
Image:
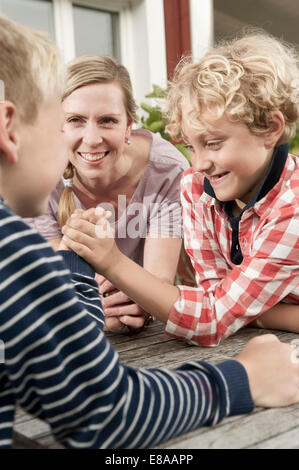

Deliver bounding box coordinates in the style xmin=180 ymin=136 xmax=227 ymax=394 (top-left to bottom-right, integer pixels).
xmin=190 ymin=0 xmax=214 ymax=60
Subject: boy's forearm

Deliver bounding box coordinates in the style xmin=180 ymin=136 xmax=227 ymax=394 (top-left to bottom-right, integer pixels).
xmin=104 ymin=252 xmax=180 ymax=323
xmin=250 ymin=303 xmax=299 ymax=332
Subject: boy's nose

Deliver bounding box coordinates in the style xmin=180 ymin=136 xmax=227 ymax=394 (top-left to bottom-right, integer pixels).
xmin=192 ymin=153 xmax=213 ymax=173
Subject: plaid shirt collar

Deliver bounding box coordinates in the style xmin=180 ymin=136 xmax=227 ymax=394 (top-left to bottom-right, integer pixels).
xmin=200 ymin=143 xmax=289 ymax=216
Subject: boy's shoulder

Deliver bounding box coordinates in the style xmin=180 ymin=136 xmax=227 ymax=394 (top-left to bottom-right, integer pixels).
xmin=278 ymin=154 xmax=299 ymax=201
xmin=0 ymin=201 xmax=25 ymax=237
xmin=287 ymin=154 xmax=299 ymax=193
xmin=0 ymin=200 xmax=50 ymax=252
xmin=258 ymin=154 xmax=299 ymax=220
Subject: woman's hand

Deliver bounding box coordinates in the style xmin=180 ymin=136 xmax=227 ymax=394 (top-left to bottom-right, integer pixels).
xmin=96 ymin=274 xmax=151 ymax=334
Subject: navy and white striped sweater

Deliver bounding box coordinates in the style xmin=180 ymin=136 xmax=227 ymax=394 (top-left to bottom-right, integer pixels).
xmin=0 ymin=201 xmax=254 ymax=448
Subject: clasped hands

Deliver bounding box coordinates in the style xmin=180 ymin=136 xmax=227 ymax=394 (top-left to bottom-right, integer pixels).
xmin=61 ymin=207 xmax=151 ymax=333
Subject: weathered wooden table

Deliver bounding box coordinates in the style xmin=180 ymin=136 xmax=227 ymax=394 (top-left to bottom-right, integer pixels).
xmin=13 ymin=321 xmax=299 ymax=449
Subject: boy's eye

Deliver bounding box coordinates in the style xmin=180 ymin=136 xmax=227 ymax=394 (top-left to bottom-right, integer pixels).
xmin=206 ymin=141 xmax=221 ymax=149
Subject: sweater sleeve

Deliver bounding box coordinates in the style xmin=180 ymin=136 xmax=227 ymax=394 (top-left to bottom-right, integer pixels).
xmin=58 ymin=250 xmax=105 ymax=330
xmin=0 ymin=207 xmax=254 ymax=449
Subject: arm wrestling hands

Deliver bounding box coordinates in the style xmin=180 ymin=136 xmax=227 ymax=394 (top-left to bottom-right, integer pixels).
xmin=59 ymin=208 xmax=150 ymax=333
xmin=61 ymin=207 xmax=299 ymax=409
xmin=96 ymin=274 xmax=151 ymax=333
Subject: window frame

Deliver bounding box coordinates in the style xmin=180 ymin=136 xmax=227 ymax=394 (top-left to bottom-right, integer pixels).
xmin=52 ymin=0 xmax=167 ymax=110
xmin=0 ymin=0 xmax=167 ymax=111
xmin=189 ymin=0 xmax=214 ymax=60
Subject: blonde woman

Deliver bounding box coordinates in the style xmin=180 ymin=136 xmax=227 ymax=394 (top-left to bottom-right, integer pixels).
xmin=26 ymin=55 xmax=189 ymax=333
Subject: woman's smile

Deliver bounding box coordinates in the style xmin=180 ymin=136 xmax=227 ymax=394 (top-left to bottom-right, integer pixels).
xmin=77 ymin=150 xmax=110 ymax=165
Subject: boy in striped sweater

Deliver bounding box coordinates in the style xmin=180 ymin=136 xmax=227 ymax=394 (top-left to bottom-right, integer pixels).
xmin=0 ymin=14 xmax=298 ymax=449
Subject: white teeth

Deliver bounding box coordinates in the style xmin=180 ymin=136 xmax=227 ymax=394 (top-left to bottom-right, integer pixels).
xmin=79 ymin=152 xmax=107 ymax=161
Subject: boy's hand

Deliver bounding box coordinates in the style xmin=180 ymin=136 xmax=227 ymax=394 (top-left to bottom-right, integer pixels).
xmin=96 ymin=274 xmax=151 ymax=333
xmin=61 ymin=207 xmax=119 ymax=275
xmin=236 ymin=334 xmax=299 ymax=407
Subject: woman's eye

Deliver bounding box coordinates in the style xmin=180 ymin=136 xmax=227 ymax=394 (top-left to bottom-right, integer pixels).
xmin=184 ymin=144 xmax=194 ymax=153
xmin=67 ymin=117 xmax=81 ymax=124
xmin=101 ymin=117 xmax=118 ymax=126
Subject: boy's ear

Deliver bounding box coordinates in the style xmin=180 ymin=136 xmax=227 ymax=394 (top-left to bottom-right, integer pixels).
xmin=264 ymin=111 xmax=285 ymax=148
xmin=0 ymin=101 xmax=20 ymax=164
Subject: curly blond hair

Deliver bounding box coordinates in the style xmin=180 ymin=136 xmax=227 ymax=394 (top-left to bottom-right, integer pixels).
xmin=167 ymin=31 xmax=299 ymax=144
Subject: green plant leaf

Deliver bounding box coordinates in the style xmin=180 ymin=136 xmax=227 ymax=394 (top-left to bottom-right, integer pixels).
xmin=145 ymin=84 xmax=168 ymax=99
xmin=141 ymin=84 xmax=190 ymax=162
xmin=140 ymin=103 xmax=162 ymax=125
xmin=175 ymin=143 xmax=191 ymax=163
xmin=290 ymin=125 xmax=299 ymax=155
xmin=148 ymin=120 xmax=164 ymax=133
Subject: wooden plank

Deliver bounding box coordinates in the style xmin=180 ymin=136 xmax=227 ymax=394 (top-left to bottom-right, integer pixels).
xmin=35 ymin=434 xmax=64 ymax=449
xmin=108 ymin=332 xmax=175 ymax=354
xmin=120 ymin=348 xmax=231 ymax=369
xmin=15 ymin=407 xmax=31 ymax=424
xmin=110 ymin=323 xmax=299 ymax=359
xmin=156 ymin=404 xmax=299 ymax=449
xmin=251 ymin=428 xmax=299 ymax=449
xmin=13 ymin=414 xmax=63 ymax=449
xmin=105 ymin=321 xmax=165 ymax=346
xmin=15 ymin=416 xmax=51 ymax=440
xmin=12 ymin=431 xmax=47 ymax=449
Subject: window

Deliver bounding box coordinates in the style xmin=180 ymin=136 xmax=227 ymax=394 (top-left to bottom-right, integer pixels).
xmin=0 ymin=0 xmax=55 ymax=38
xmin=0 ymin=0 xmax=167 ymax=112
xmin=0 ymin=0 xmax=120 ymax=60
xmin=73 ymin=5 xmax=120 ymax=59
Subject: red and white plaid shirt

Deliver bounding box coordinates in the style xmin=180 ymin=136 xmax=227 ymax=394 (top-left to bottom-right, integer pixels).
xmin=166 ymin=153 xmax=299 ymax=346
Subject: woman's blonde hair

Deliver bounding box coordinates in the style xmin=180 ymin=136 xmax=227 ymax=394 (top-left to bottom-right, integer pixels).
xmin=167 ymin=31 xmax=299 ymax=143
xmin=0 ymin=14 xmax=64 ymax=123
xmin=58 ymin=55 xmax=138 ymax=227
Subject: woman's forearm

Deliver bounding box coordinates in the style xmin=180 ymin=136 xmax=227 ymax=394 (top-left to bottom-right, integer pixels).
xmin=143 ymin=236 xmax=182 ymax=284
xmin=105 ymin=252 xmax=180 ymax=323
